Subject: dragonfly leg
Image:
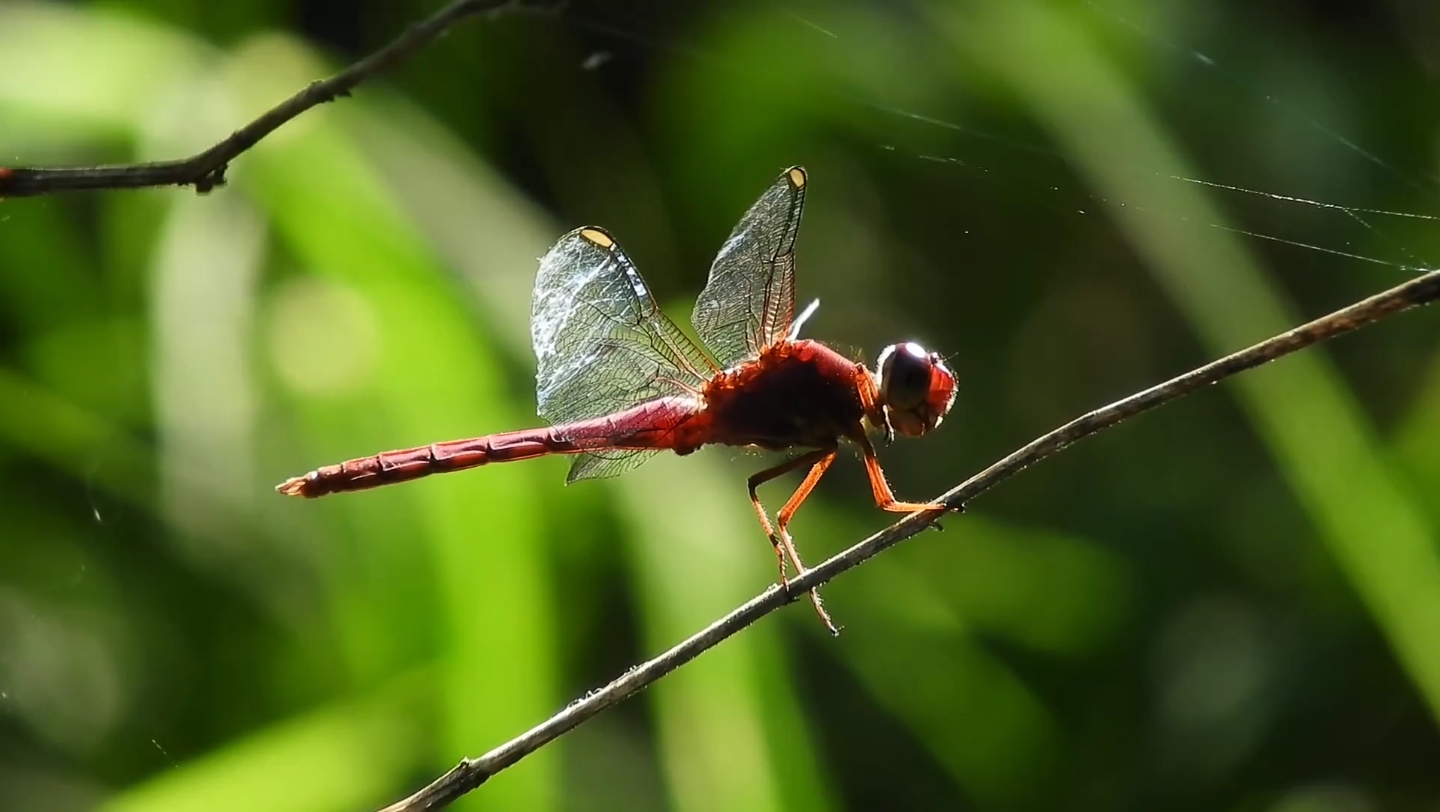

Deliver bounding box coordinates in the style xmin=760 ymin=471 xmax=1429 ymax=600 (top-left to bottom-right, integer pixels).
xmin=854 ymin=433 xmax=947 ymax=514
xmin=747 ymin=449 xmax=832 ymax=583
xmin=747 ymin=448 xmax=840 ymax=634
xmin=773 ymin=450 xmax=840 ymax=635
xmin=853 ymin=363 xmax=895 ymax=443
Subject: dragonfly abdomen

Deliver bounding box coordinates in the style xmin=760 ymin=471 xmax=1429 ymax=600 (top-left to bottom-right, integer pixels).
xmin=276 ymin=428 xmax=580 ymax=498
xmin=278 ymin=395 xmax=706 ymax=498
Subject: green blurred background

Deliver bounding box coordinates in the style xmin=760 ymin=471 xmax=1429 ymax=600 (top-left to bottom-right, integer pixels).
xmin=3 ymin=0 xmax=1440 ymax=809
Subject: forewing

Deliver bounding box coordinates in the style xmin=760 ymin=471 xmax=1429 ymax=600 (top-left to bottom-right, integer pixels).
xmin=691 ymin=166 xmax=806 ymax=368
xmin=532 ymin=227 xmax=712 ymax=479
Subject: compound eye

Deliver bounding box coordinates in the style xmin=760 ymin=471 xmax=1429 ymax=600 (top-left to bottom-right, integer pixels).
xmin=879 ymin=343 xmax=934 ymax=413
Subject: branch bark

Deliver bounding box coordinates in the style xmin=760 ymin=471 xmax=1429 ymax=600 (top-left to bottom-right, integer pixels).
xmin=378 ymin=268 xmax=1440 ymax=812
xmin=0 ymin=0 xmax=534 ymax=197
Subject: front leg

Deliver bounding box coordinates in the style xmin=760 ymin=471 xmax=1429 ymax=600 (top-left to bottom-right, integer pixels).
xmin=853 ymin=433 xmax=946 ymax=514
xmin=853 ymin=362 xmax=895 ymax=443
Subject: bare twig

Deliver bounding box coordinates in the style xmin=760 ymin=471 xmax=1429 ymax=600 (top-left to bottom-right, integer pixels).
xmin=378 ymin=268 xmax=1440 ymax=812
xmin=0 ymin=0 xmax=534 ymax=197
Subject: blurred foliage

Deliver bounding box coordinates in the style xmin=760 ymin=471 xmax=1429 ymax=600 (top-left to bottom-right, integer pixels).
xmin=2 ymin=0 xmax=1440 ymax=810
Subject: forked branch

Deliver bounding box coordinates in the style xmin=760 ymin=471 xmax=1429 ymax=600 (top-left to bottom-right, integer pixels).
xmin=378 ymin=269 xmax=1440 ymax=812
xmin=0 ymin=0 xmax=537 ymax=197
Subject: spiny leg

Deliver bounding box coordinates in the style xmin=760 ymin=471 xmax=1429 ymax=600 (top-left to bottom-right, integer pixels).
xmin=854 ymin=433 xmax=946 ymax=514
xmin=747 ymin=449 xmax=832 ymax=584
xmin=773 ymin=450 xmax=839 ymax=635
xmin=747 ymin=448 xmax=839 ymax=633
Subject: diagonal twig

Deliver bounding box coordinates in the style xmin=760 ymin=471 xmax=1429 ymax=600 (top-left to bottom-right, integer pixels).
xmin=0 ymin=0 xmax=537 ymax=197
xmin=378 ymin=268 xmax=1440 ymax=812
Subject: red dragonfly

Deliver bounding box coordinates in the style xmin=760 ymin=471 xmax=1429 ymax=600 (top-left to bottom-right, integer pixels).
xmin=277 ymin=167 xmax=957 ymax=632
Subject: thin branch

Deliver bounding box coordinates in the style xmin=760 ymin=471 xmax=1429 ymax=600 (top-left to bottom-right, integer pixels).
xmin=0 ymin=0 xmax=536 ymax=197
xmin=379 ymin=267 xmax=1440 ymax=812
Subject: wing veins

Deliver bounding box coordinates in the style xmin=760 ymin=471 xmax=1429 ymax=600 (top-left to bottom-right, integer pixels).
xmin=691 ymin=167 xmax=807 ymax=367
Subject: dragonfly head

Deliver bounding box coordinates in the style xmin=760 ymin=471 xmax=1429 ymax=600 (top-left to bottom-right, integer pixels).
xmin=874 ymin=342 xmax=957 ymax=439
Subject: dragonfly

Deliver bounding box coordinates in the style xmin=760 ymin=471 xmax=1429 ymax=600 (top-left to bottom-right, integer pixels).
xmin=277 ymin=167 xmax=957 ymax=633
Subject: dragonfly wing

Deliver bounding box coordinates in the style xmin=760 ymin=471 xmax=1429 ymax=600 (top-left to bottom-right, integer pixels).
xmin=691 ymin=166 xmax=806 ymax=368
xmin=532 ymin=227 xmax=712 ymax=480
xmin=566 ymin=448 xmax=661 ymax=483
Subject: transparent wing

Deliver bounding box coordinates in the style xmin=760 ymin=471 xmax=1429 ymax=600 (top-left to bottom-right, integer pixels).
xmin=565 ymin=448 xmax=660 ymax=482
xmin=532 ymin=227 xmax=713 ymax=481
xmin=691 ymin=166 xmax=807 ymax=368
